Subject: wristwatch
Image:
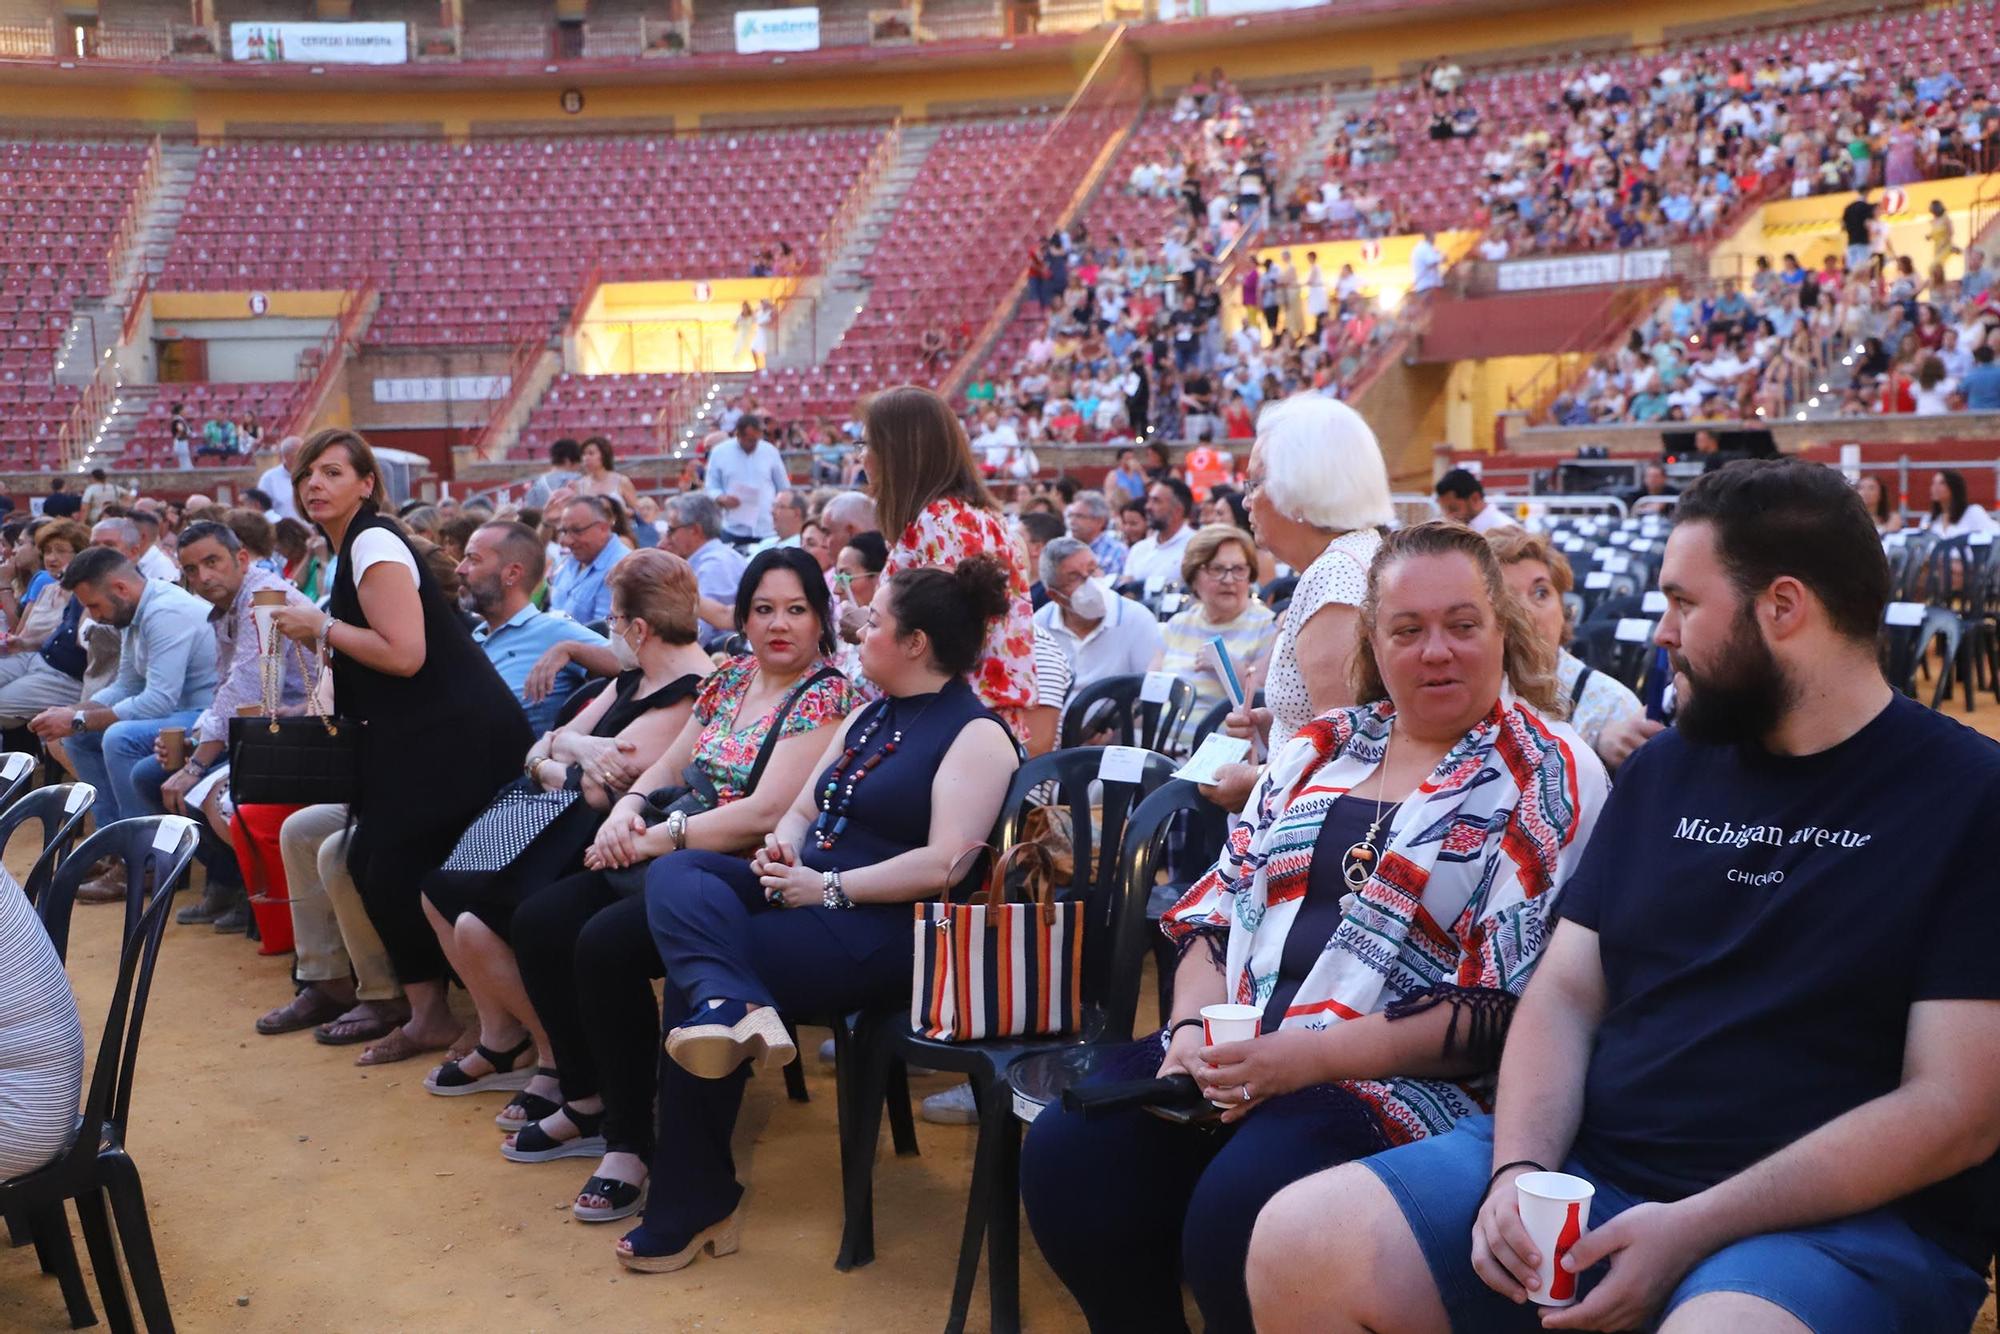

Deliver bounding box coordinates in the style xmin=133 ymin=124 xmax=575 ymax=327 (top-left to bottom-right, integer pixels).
xmin=185 ymin=758 xmax=208 ymax=779
xmin=69 ymin=709 xmax=85 ymax=734
xmin=665 ymin=808 xmax=689 ymax=851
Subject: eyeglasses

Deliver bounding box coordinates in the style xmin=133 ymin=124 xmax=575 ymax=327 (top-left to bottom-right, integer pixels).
xmin=605 ymin=612 xmax=630 ymax=632
xmin=1204 ymin=564 xmax=1253 ymax=583
xmin=557 ymin=520 xmax=606 ymax=538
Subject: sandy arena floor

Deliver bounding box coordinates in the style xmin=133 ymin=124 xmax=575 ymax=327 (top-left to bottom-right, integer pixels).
xmin=7 ymin=688 xmax=2000 ymax=1331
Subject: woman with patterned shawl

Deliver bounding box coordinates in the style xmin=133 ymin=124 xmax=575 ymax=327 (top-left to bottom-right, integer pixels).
xmin=1020 ymin=521 xmax=1610 ymax=1334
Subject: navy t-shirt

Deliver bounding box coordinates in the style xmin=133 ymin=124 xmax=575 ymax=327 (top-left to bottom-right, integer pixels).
xmin=1559 ymin=693 xmax=2000 ymax=1264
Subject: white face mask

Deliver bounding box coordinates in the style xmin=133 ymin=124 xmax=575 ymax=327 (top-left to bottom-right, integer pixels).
xmin=1066 ymin=575 xmax=1110 ymax=622
xmin=611 ymin=626 xmax=641 ymax=671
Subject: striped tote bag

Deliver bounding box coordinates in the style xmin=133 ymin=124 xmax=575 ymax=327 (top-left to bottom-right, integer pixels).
xmin=912 ymin=842 xmax=1084 ymax=1042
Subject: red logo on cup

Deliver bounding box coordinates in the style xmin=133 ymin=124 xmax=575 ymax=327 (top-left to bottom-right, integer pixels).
xmin=1548 ymin=1201 xmax=1582 ymax=1301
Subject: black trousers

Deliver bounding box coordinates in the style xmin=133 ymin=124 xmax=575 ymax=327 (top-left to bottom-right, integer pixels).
xmin=512 ymin=870 xmax=664 ymax=1155
xmin=1019 ymin=1046 xmax=1391 ymax=1334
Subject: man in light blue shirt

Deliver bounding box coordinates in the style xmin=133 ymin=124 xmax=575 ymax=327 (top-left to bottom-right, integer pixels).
xmin=31 ymin=547 xmax=218 ymax=829
xmin=1064 ymin=490 xmax=1127 ymax=579
xmin=703 ymin=417 xmax=792 ymax=546
xmin=663 ymin=492 xmax=749 ymax=649
xmin=460 ymin=521 xmax=610 ymax=733
xmin=547 ymin=495 xmax=629 ymax=627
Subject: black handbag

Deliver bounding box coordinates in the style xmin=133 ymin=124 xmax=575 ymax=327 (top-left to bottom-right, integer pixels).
xmin=440 ymin=775 xmax=584 ymax=874
xmin=228 ymin=635 xmax=362 ymax=806
xmin=603 ymin=666 xmax=837 ymax=895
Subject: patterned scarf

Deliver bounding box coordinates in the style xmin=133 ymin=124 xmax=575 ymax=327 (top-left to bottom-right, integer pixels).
xmin=1164 ymin=685 xmax=1607 ymax=1140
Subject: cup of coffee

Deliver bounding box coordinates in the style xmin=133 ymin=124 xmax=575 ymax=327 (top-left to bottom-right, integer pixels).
xmin=251 ymin=589 xmax=287 ymax=650
xmin=158 ymin=727 xmax=187 ymax=773
xmin=1514 ymin=1171 xmax=1595 ymax=1306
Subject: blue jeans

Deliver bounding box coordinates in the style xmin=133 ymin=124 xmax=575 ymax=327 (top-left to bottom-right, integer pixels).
xmin=128 ymin=752 xmax=241 ymax=888
xmin=66 ymin=709 xmax=204 ymax=828
xmin=1361 ymin=1115 xmax=1991 ymax=1334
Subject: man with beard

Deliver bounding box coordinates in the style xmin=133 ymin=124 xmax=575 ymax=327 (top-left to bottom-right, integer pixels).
xmin=1249 ymin=459 xmax=2000 ymax=1334
xmin=1122 ymin=477 xmax=1196 ymax=591
xmin=31 ymin=546 xmax=218 ymax=896
xmin=455 ymin=521 xmax=610 ymax=733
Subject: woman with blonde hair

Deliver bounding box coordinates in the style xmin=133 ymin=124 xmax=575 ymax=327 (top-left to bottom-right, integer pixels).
xmin=1021 ymin=521 xmax=1607 ymax=1333
xmin=1486 ymin=526 xmax=1654 ymax=772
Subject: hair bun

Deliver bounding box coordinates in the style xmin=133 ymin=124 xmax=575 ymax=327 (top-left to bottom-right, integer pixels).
xmin=954 ymin=555 xmax=1012 ymax=624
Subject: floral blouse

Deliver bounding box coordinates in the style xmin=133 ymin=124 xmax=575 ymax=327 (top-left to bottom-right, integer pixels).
xmin=690 ymin=656 xmax=856 ymax=803
xmin=886 ymin=495 xmax=1035 ymax=730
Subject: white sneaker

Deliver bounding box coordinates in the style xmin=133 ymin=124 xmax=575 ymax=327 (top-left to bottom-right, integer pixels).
xmin=920 ymin=1082 xmax=979 ymax=1125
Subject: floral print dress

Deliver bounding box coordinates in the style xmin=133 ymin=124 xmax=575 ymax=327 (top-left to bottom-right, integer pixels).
xmin=690 ymin=656 xmax=857 ymax=803
xmin=885 ymin=495 xmax=1035 ymax=734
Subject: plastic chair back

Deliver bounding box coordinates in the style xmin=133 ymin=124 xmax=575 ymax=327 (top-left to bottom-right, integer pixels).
xmin=52 ymin=817 xmax=199 ymax=1148
xmin=1059 ymin=673 xmax=1197 ymax=753
xmin=0 ymin=782 xmax=94 ymax=940
xmin=1879 ymin=605 xmax=1963 ymax=709
xmin=993 ymin=746 xmax=1174 ymax=938
xmin=1100 ymin=780 xmax=1228 ymax=1041
xmin=1573 ymin=621 xmax=1656 ymax=693
xmin=0 ymin=749 xmax=37 ymax=813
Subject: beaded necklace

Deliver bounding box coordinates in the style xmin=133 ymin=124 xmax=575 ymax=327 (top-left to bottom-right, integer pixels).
xmin=810 ymin=692 xmax=937 ymax=851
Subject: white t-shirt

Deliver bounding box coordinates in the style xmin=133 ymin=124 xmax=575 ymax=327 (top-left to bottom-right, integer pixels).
xmin=1267 ymin=528 xmax=1380 ymax=757
xmin=257 ymin=464 xmax=299 ymax=521
xmin=1467 ymin=503 xmax=1518 ymax=532
xmin=351 ymin=527 xmax=419 ymax=583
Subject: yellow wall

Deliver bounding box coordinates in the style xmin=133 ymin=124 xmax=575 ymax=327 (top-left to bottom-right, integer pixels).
xmin=1713 ymin=172 xmax=2000 ymax=282
xmin=0 ymin=53 xmax=1092 ymax=136
xmin=149 ymin=290 xmax=349 ymax=320
xmin=1253 ymin=230 xmax=1478 ymax=312
xmin=1444 ymin=353 xmax=1553 ymax=452
xmin=573 ymin=277 xmax=794 ymax=374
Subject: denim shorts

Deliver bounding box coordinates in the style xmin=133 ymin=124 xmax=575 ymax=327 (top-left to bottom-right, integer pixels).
xmin=1361 ymin=1116 xmax=1990 ymax=1334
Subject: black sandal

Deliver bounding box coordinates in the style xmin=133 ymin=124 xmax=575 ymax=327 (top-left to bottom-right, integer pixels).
xmin=574 ymin=1174 xmax=649 ymax=1223
xmin=494 ymin=1069 xmax=562 ymax=1131
xmin=500 ymin=1104 xmax=608 ymax=1164
xmin=423 ymin=1035 xmax=535 ymax=1097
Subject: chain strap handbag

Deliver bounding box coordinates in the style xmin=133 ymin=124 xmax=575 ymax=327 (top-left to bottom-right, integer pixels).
xmin=912 ymin=841 xmax=1085 ymax=1042
xmin=227 ymin=624 xmax=362 ymax=806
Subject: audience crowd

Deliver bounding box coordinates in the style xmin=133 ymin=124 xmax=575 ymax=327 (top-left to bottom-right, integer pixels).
xmin=0 ymin=372 xmax=1994 ymax=1334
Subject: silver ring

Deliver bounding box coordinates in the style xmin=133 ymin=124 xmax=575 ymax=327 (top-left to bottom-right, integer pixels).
xmin=1240 ymin=1084 xmax=1253 ymax=1103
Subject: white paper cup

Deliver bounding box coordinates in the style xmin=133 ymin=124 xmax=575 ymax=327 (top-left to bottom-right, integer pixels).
xmin=1198 ymin=1003 xmax=1262 ymax=1108
xmin=1199 ymin=1003 xmax=1260 ymax=1046
xmin=1514 ymin=1171 xmax=1594 ymax=1306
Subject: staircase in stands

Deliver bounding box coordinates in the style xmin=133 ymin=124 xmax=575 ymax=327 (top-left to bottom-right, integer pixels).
xmin=769 ymin=122 xmax=944 ymax=372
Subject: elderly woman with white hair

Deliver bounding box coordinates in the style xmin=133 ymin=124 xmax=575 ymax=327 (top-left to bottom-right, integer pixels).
xmin=1209 ymin=395 xmax=1394 ymax=810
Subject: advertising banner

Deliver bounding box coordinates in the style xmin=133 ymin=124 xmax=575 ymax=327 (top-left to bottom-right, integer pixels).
xmin=230 ymin=22 xmax=410 ymax=65
xmin=733 ymin=7 xmax=820 ymax=53
xmin=1493 ymin=248 xmax=1673 ymax=292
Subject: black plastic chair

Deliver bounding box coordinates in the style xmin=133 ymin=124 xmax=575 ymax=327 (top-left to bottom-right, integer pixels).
xmin=0 ymin=748 xmax=39 ymax=812
xmin=1059 ymin=673 xmax=1197 ymax=754
xmin=1880 ymin=605 xmax=1964 ymax=710
xmin=1007 ymin=776 xmax=1234 ymax=1105
xmin=1186 ymin=688 xmax=1266 ymax=752
xmin=3 ymin=783 xmax=96 ymax=954
xmin=840 ymin=748 xmax=1175 ymax=1332
xmin=0 ymin=782 xmax=96 ymax=1281
xmin=1 ymin=815 xmax=200 ymax=1334
xmin=1572 ymin=619 xmax=1657 ymax=693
